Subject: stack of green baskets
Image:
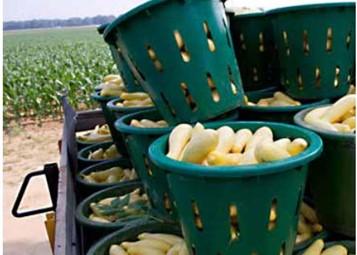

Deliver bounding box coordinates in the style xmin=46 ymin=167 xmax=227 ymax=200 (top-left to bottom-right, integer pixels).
xmin=149 ymin=121 xmax=323 ymax=255
xmin=230 ymin=11 xmax=280 ymax=92
xmin=115 ymin=108 xmax=239 ymax=222
xmin=239 ymin=89 xmax=329 ymax=123
xmin=294 ymin=107 xmax=355 ymax=238
xmin=103 ymin=0 xmax=245 ymax=124
xmin=269 ymin=2 xmax=355 ymax=100
xmin=97 ymin=23 xmax=143 ymax=92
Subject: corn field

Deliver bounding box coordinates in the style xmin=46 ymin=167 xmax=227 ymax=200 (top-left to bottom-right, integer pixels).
xmin=3 ymin=26 xmax=116 ymax=124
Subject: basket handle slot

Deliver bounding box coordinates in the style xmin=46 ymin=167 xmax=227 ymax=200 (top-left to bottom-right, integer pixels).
xmin=163 ymin=192 xmax=173 ymax=213
xmin=192 ymin=201 xmax=204 ymax=231
xmin=268 ymin=198 xmax=278 ymax=231
xmin=160 ymin=92 xmax=176 ymax=117
xmin=326 ymin=27 xmax=333 ymax=52
xmin=222 ymin=18 xmax=232 ymax=48
xmin=173 ymin=30 xmax=191 ymax=62
xmin=346 ymin=31 xmax=352 ymax=49
xmin=146 ymin=46 xmax=164 ymax=72
xmin=334 ymin=66 xmax=340 ymax=87
xmin=229 ymin=204 xmax=240 ymax=241
xmin=347 ymin=68 xmax=353 ymax=83
xmin=228 ymin=66 xmax=238 ymax=95
xmin=252 ymin=66 xmax=259 ymax=82
xmin=282 ymin=31 xmax=290 ymax=56
xmin=203 ymin=21 xmax=216 ymax=52
xmin=239 ymin=33 xmax=247 ymax=50
xmin=297 ymin=68 xmax=304 ymax=90
xmin=206 ymin=73 xmax=221 ymax=102
xmin=315 ymin=67 xmax=321 ymax=87
xmin=303 ymin=30 xmax=310 ymax=55
xmin=180 ymin=82 xmax=198 ymax=112
xmin=259 ymin=32 xmax=265 ymax=52
xmin=143 ymin=154 xmax=153 ymax=176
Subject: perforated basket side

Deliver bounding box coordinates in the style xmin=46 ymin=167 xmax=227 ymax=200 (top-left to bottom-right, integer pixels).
xmin=270 ymin=3 xmax=355 ymax=99
xmin=230 ymin=12 xmax=280 ymax=91
xmin=105 ymin=0 xmax=245 ymax=124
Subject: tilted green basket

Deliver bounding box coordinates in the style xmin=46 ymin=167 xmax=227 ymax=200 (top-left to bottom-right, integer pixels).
xmin=230 ymin=12 xmax=280 ymax=91
xmin=97 ymin=23 xmax=144 ymax=92
xmin=87 ymin=220 xmax=182 ymax=255
xmin=294 ymin=107 xmax=355 ymax=238
xmin=91 ymin=91 xmax=127 ymax=155
xmin=269 ymin=3 xmax=355 ymax=100
xmin=239 ymin=89 xmax=329 ymax=123
xmin=104 ymin=0 xmax=245 ymax=124
xmin=149 ymin=121 xmax=323 ymax=255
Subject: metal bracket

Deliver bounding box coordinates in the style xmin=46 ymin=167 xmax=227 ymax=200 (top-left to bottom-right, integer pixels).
xmin=12 ymin=163 xmax=59 ymax=217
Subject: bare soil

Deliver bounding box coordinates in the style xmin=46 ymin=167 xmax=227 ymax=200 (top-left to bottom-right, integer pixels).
xmin=3 ymin=120 xmax=63 ymax=255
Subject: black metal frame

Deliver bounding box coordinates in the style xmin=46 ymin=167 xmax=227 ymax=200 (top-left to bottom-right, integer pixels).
xmin=11 ymin=163 xmax=59 ymax=218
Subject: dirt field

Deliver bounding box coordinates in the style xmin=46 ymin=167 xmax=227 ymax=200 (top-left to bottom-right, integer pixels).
xmin=3 ymin=120 xmax=63 ymax=255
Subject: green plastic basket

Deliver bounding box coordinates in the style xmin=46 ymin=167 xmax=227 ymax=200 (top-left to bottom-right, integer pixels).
xmin=77 ymin=141 xmax=123 ymax=171
xmin=149 ymin=121 xmax=323 ymax=255
xmin=76 ymin=158 xmax=137 ymax=200
xmin=296 ymin=240 xmax=355 ymax=255
xmin=106 ymin=98 xmax=155 ymax=119
xmin=115 ymin=108 xmax=240 ymax=222
xmin=91 ymin=91 xmax=127 ymax=155
xmin=294 ymin=107 xmax=355 ymax=238
xmin=76 ymin=137 xmax=113 ymax=151
xmin=104 ymin=0 xmax=245 ymax=124
xmin=97 ymin=23 xmax=144 ymax=92
xmin=87 ymin=220 xmax=182 ymax=255
xmin=269 ymin=3 xmax=356 ymax=100
xmin=115 ymin=109 xmax=177 ymax=222
xmin=75 ymin=181 xmax=148 ymax=253
xmin=230 ymin=12 xmax=280 ymax=91
xmin=239 ymin=90 xmax=329 ymax=123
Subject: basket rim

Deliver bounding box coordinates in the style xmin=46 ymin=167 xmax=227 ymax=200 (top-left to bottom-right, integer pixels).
xmin=77 ymin=141 xmax=122 ymax=163
xmin=103 ymin=0 xmax=167 ymax=42
xmin=107 ymin=98 xmax=155 ymax=114
xmin=232 ymin=10 xmax=267 ymax=19
xmin=294 ymin=106 xmax=356 ymax=140
xmin=296 ymin=240 xmax=355 ymax=254
xmin=76 ymin=158 xmax=135 ymax=188
xmin=115 ymin=108 xmax=174 ymax=136
xmin=86 ymin=220 xmax=182 ymax=255
xmin=267 ymin=2 xmax=355 ymax=15
xmin=149 ymin=121 xmax=323 ymax=178
xmin=91 ymin=90 xmax=119 ymax=103
xmin=240 ymin=90 xmax=330 ymax=112
xmin=97 ymin=22 xmax=109 ymax=35
xmin=75 ymin=181 xmax=148 ymax=228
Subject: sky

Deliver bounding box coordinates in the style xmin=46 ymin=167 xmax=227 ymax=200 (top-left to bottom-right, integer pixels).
xmin=4 ymin=0 xmax=354 ymax=22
